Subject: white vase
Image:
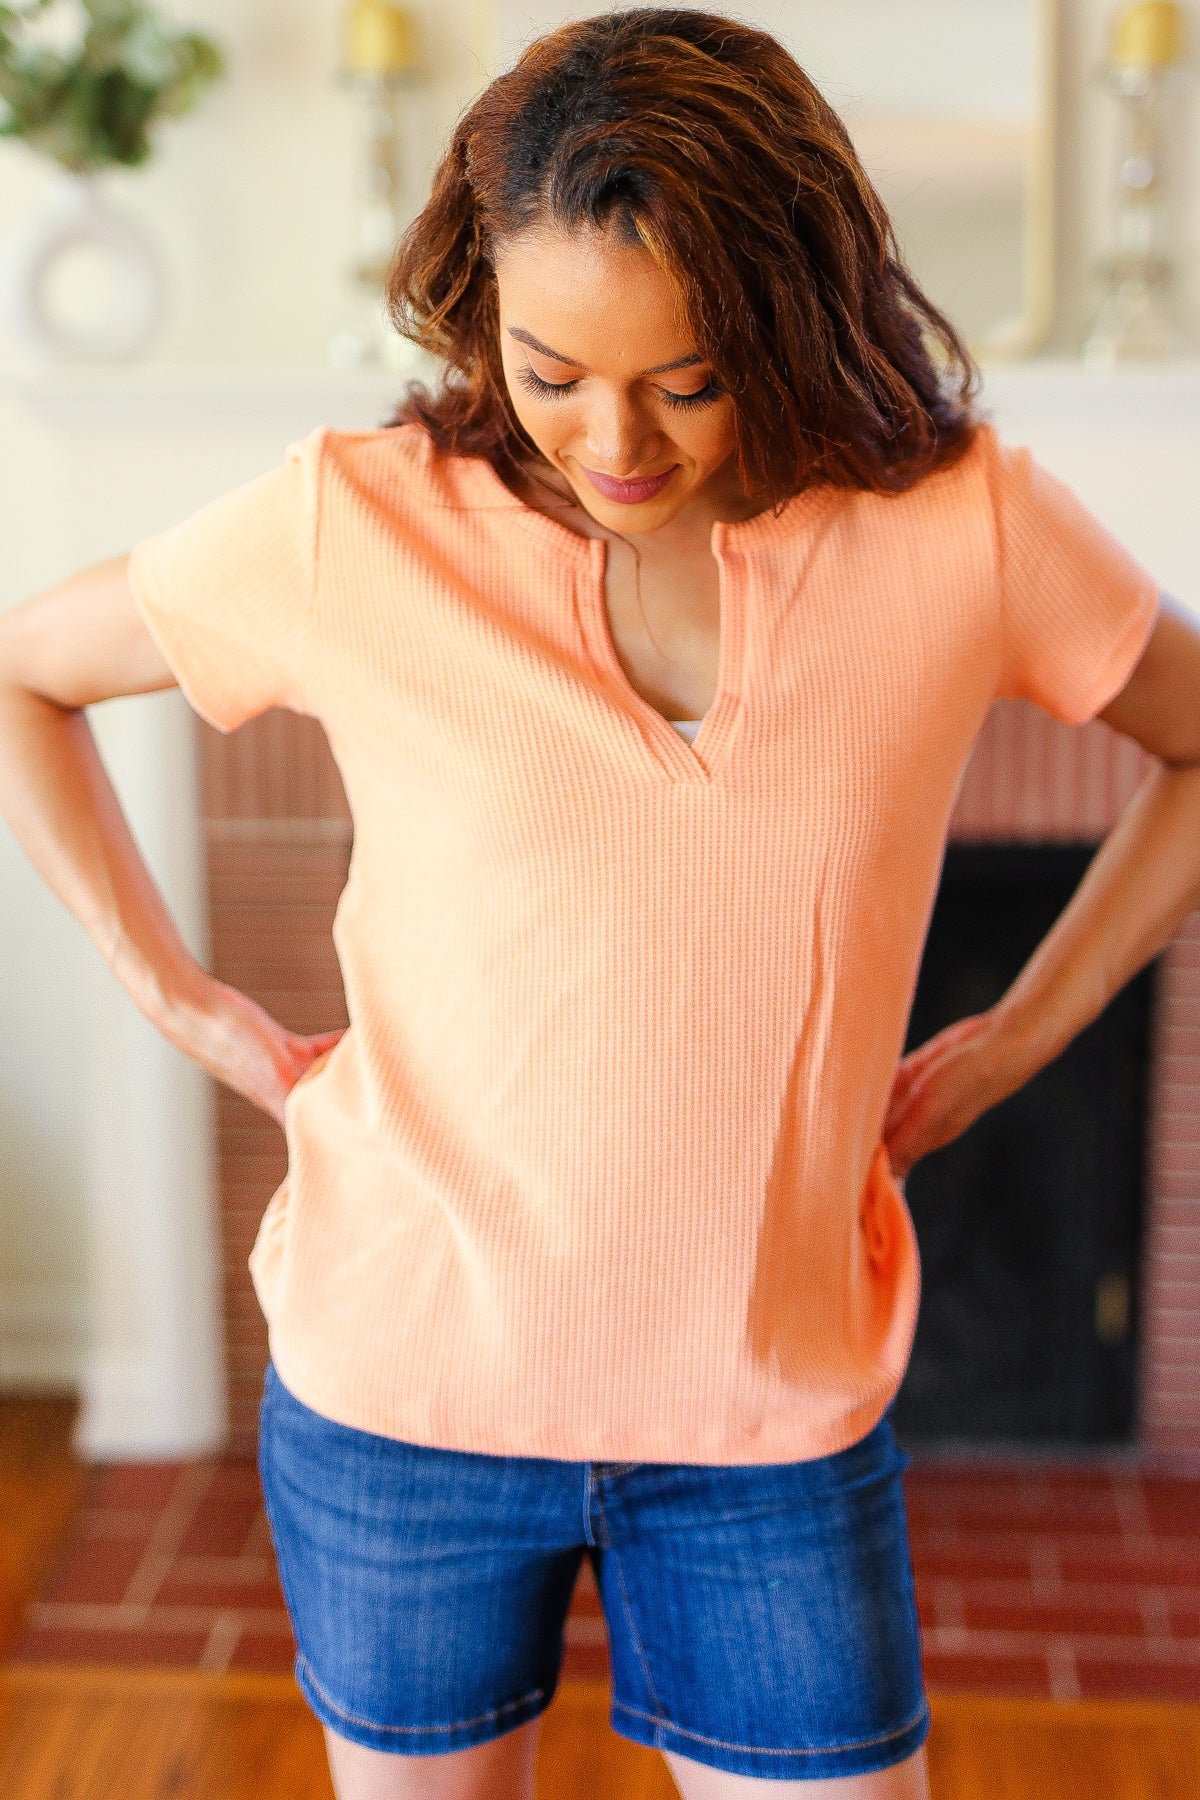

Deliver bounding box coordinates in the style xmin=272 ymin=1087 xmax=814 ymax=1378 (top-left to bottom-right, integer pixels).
xmin=0 ymin=170 xmax=168 ymax=363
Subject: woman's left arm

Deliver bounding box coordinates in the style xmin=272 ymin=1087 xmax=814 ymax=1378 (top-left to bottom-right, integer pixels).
xmin=884 ymin=593 xmax=1200 ymax=1180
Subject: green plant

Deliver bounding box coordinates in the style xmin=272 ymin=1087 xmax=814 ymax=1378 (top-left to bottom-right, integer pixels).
xmin=0 ymin=0 xmax=224 ymax=172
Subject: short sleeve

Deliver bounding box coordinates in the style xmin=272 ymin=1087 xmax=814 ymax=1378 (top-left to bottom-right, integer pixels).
xmin=127 ymin=426 xmax=325 ymax=734
xmin=986 ymin=427 xmax=1161 ymax=725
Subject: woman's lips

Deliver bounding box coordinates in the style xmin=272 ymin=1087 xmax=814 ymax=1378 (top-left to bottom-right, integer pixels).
xmin=580 ymin=464 xmax=677 ymax=504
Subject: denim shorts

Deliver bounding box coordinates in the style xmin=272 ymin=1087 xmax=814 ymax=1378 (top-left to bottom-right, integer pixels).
xmin=258 ymin=1359 xmax=930 ymax=1781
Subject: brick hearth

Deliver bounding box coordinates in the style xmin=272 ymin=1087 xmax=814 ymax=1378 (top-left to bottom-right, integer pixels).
xmin=11 ymin=1450 xmax=1200 ymax=1700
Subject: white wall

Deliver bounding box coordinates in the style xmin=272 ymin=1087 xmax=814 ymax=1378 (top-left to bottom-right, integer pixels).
xmin=0 ymin=0 xmax=497 ymax=374
xmin=2 ymin=1 xmax=1195 ymax=378
xmin=0 ymin=0 xmax=1196 ymax=1393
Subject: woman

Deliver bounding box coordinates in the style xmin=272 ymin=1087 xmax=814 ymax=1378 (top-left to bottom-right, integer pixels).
xmin=2 ymin=9 xmax=1198 ymax=1799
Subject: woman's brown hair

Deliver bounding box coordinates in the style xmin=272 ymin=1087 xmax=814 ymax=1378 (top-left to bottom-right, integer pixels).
xmin=383 ymin=5 xmax=981 ymax=510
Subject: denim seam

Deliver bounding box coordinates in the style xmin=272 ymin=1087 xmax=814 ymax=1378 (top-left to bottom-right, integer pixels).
xmin=611 ymin=1694 xmax=930 ymax=1757
xmin=257 ymin=1413 xmax=311 ymax=1688
xmin=297 ymin=1651 xmax=547 ymax=1737
xmin=595 ymin=1483 xmax=667 ymax=1720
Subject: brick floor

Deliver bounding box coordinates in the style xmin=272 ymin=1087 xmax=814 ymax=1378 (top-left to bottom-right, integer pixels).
xmin=8 ymin=1455 xmax=1200 ymax=1700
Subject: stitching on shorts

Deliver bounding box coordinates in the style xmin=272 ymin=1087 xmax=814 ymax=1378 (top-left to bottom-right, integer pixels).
xmin=611 ymin=1694 xmax=931 ymax=1757
xmin=298 ymin=1652 xmax=546 ymax=1737
xmin=605 ymin=1536 xmax=666 ymax=1717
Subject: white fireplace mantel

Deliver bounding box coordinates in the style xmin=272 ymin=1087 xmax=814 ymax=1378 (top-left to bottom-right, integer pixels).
xmin=2 ymin=355 xmax=1197 ymax=1460
xmin=975 ymin=360 xmax=1200 ymax=616
xmin=10 ymin=351 xmax=1200 ymax=606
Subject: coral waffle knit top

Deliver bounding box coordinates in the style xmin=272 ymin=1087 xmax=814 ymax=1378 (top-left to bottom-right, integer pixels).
xmin=127 ymin=418 xmax=1161 ymax=1464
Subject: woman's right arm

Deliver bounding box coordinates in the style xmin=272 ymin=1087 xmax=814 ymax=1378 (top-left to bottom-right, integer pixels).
xmin=0 ymin=554 xmax=342 ymax=1125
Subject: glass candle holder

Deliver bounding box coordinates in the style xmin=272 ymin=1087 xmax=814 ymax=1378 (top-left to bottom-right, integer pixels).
xmin=1083 ymin=2 xmax=1193 ymax=365
xmin=327 ymin=2 xmax=423 ymax=370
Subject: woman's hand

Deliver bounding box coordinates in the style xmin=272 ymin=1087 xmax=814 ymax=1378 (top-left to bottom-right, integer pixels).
xmin=155 ymin=969 xmax=347 ymax=1129
xmin=881 ymin=1009 xmax=1017 ymax=1182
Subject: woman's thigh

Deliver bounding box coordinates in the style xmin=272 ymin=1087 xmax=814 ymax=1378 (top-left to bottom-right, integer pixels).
xmin=321 ymin=1714 xmax=543 ymax=1800
xmin=663 ymin=1742 xmax=931 ymax=1799
xmin=317 ymin=1726 xmax=930 ymax=1800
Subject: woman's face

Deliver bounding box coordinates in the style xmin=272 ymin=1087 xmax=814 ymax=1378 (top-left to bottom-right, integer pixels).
xmin=492 ymin=221 xmax=743 ymax=533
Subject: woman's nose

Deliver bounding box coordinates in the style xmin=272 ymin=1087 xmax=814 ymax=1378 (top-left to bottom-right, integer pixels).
xmin=583 ymin=391 xmax=658 ymax=474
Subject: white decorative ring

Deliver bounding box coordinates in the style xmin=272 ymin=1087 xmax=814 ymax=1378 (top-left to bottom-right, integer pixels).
xmin=0 ymin=173 xmax=167 ymax=362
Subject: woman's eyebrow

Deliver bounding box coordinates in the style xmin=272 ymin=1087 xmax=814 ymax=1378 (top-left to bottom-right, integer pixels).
xmin=506 ymin=325 xmax=705 ymax=376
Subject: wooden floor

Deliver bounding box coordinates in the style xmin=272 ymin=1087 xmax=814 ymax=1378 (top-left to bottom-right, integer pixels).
xmin=1 ymin=1664 xmax=1199 ymax=1798
xmin=2 ymin=1395 xmax=1199 ymax=1796
xmin=0 ymin=1396 xmax=86 ymax=1656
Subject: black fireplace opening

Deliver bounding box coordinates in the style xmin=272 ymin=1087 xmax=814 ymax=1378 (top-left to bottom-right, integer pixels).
xmin=890 ymin=840 xmax=1160 ymax=1452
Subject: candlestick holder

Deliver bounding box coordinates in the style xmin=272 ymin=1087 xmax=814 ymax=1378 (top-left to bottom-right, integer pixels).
xmin=327 ymin=2 xmax=424 ymax=371
xmin=1083 ymin=2 xmax=1194 ymax=366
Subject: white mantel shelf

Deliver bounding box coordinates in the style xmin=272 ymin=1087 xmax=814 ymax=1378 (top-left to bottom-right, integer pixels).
xmin=4 ymin=354 xmax=1200 ymax=431
xmin=976 ymin=358 xmax=1200 ymax=425
xmin=11 ymin=351 xmax=1189 ymax=610
xmin=1 ymin=358 xmax=431 ymax=431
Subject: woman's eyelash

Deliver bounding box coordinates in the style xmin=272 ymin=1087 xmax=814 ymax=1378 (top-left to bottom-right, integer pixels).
xmin=514 ymin=364 xmax=723 ymax=411
xmin=514 ymin=366 xmax=575 ymax=401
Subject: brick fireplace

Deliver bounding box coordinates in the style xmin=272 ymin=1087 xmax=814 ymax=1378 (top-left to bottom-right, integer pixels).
xmin=202 ymin=694 xmax=1200 ymax=1465
xmin=948 ymin=699 xmax=1199 ymax=1464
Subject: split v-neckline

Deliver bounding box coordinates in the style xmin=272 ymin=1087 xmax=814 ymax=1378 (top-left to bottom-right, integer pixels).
xmin=462 ymin=452 xmax=836 ymax=784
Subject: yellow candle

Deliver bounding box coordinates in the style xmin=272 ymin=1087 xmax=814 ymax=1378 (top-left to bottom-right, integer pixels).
xmin=344 ymin=0 xmax=420 ymax=75
xmin=1111 ymin=1 xmax=1184 ymax=68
